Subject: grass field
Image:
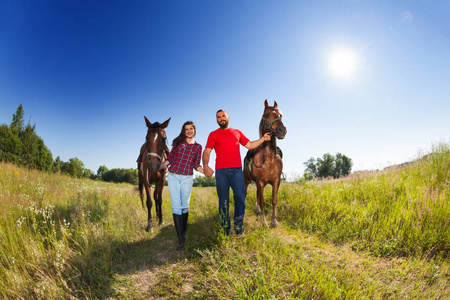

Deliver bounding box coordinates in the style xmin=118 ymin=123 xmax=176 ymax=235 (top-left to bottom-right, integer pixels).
xmin=1 ymin=142 xmax=449 ymax=299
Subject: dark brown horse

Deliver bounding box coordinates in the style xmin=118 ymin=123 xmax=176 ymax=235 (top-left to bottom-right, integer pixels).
xmin=244 ymin=100 xmax=287 ymax=228
xmin=138 ymin=116 xmax=170 ymax=232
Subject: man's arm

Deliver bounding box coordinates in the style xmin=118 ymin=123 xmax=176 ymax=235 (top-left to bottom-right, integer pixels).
xmin=244 ymin=132 xmax=271 ymax=150
xmin=202 ymin=148 xmax=214 ymax=177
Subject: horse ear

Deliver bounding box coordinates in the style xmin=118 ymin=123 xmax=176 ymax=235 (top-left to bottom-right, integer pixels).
xmin=144 ymin=116 xmax=152 ymax=128
xmin=161 ymin=117 xmax=171 ymax=129
xmin=264 ymin=99 xmax=268 ymax=108
xmin=273 ymin=100 xmax=278 ymax=108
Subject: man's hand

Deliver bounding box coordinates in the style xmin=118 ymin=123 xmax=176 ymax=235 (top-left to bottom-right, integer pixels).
xmin=202 ymin=148 xmax=214 ymax=177
xmin=244 ymin=132 xmax=272 ymax=150
xmin=204 ymin=165 xmax=214 ymax=177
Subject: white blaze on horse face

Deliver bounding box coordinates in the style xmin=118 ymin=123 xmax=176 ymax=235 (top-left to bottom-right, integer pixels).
xmin=153 ymin=133 xmax=158 ymax=143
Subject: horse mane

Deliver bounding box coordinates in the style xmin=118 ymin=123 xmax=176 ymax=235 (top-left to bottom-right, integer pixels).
xmin=149 ymin=122 xmax=162 ymax=129
xmin=259 ymin=119 xmax=267 ymax=138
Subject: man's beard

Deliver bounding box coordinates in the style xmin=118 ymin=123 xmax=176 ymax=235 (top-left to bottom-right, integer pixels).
xmin=218 ymin=120 xmax=228 ymax=129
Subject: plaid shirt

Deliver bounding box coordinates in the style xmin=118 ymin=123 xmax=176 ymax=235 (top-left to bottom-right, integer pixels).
xmin=167 ymin=141 xmax=202 ymax=175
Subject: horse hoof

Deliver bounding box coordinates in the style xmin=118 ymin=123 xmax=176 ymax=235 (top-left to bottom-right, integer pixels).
xmin=145 ymin=226 xmax=154 ymax=233
xmin=158 ymin=221 xmax=164 ymax=226
xmin=270 ymin=221 xmax=278 ymax=228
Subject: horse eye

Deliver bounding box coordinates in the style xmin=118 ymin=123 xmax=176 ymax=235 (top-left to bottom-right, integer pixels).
xmin=264 ymin=113 xmax=270 ymax=118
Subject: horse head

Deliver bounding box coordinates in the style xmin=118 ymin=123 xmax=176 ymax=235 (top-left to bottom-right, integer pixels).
xmin=260 ymin=99 xmax=287 ymax=139
xmin=144 ymin=116 xmax=170 ymax=172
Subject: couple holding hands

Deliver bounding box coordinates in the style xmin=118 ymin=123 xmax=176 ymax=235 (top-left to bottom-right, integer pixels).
xmin=160 ymin=110 xmax=271 ymax=250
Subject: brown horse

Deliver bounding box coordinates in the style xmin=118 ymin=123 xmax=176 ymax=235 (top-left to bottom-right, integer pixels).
xmin=243 ymin=100 xmax=287 ymax=228
xmin=138 ymin=116 xmax=170 ymax=232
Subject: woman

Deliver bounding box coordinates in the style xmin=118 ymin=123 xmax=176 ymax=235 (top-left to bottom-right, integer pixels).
xmin=160 ymin=121 xmax=203 ymax=250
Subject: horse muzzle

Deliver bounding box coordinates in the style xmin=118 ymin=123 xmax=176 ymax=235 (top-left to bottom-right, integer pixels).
xmin=148 ymin=157 xmax=161 ymax=173
xmin=275 ymin=125 xmax=287 ymax=139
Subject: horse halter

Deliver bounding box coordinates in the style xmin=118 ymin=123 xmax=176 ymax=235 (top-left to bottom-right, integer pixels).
xmin=264 ymin=117 xmax=282 ymax=127
xmin=262 ymin=111 xmax=283 ymax=135
xmin=146 ymin=127 xmax=166 ymax=161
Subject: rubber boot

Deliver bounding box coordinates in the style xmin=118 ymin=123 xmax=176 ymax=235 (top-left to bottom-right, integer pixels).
xmin=173 ymin=214 xmax=185 ymax=250
xmin=182 ymin=212 xmax=189 ymax=240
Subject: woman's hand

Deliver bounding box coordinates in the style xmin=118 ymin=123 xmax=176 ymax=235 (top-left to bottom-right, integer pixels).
xmin=196 ymin=166 xmax=205 ymax=174
xmin=159 ymin=160 xmax=169 ymax=170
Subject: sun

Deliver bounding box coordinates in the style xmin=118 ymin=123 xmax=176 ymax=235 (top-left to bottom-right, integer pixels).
xmin=327 ymin=46 xmax=360 ymax=79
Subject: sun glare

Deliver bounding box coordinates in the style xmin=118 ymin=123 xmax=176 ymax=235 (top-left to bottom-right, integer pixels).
xmin=328 ymin=47 xmax=360 ymax=79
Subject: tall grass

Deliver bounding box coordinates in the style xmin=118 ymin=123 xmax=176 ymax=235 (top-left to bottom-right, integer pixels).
xmin=0 ymin=163 xmax=146 ymax=299
xmin=273 ymin=142 xmax=450 ymax=258
xmin=0 ymin=162 xmax=221 ymax=299
xmin=1 ymin=141 xmax=449 ymax=299
xmin=194 ymin=225 xmax=446 ymax=299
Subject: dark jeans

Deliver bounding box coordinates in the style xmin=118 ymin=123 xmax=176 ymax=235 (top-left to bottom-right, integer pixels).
xmin=215 ymin=168 xmax=246 ymax=235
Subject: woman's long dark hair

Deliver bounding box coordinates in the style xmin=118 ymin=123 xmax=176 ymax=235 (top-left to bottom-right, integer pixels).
xmin=172 ymin=121 xmax=196 ymax=148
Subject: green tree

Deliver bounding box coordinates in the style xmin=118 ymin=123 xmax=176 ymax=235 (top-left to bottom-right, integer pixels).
xmin=303 ymin=153 xmax=353 ymax=180
xmin=303 ymin=157 xmax=318 ymax=180
xmin=102 ymin=168 xmax=125 ymax=183
xmin=10 ymin=104 xmax=25 ymax=136
xmin=53 ymin=156 xmax=64 ymax=173
xmin=317 ymin=153 xmax=335 ymax=178
xmin=2 ymin=105 xmax=53 ymax=171
xmin=66 ymin=157 xmax=85 ymax=178
xmin=0 ymin=124 xmax=22 ymax=163
xmin=36 ymin=137 xmax=53 ymax=171
xmin=340 ymin=153 xmax=352 ymax=177
xmin=193 ymin=175 xmax=216 ymax=187
xmin=83 ymin=168 xmax=95 ymax=179
xmin=97 ymin=165 xmax=109 ymax=179
xmin=122 ymin=168 xmax=138 ymax=185
xmin=61 ymin=161 xmax=70 ymax=174
xmin=21 ymin=123 xmax=39 ymax=169
xmin=334 ymin=153 xmax=352 ymax=178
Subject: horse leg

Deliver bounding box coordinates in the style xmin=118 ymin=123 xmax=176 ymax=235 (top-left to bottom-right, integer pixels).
xmin=154 ymin=184 xmax=164 ymax=226
xmin=145 ymin=184 xmax=153 ymax=232
xmin=270 ymin=180 xmax=280 ymax=228
xmin=139 ymin=182 xmax=145 ymax=209
xmin=255 ymin=192 xmax=262 ymax=216
xmin=138 ymin=163 xmax=146 ymax=209
xmin=244 ymin=172 xmax=256 ymax=214
xmin=256 ymin=181 xmax=268 ymax=227
xmin=244 ymin=174 xmax=249 ymax=199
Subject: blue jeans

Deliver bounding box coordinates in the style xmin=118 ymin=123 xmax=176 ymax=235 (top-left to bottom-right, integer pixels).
xmin=215 ymin=168 xmax=246 ymax=235
xmin=167 ymin=172 xmax=193 ymax=215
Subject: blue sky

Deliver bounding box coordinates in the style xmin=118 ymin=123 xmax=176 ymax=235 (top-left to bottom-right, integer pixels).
xmin=1 ymin=0 xmax=450 ymax=180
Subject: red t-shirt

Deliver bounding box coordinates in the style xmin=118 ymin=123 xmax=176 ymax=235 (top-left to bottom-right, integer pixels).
xmin=205 ymin=128 xmax=250 ymax=170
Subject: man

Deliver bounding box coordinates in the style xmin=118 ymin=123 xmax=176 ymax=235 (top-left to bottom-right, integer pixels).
xmin=203 ymin=109 xmax=271 ymax=235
